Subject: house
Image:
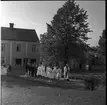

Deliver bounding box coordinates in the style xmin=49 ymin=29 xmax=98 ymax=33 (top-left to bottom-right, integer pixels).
xmin=1 ymin=23 xmax=40 ymax=68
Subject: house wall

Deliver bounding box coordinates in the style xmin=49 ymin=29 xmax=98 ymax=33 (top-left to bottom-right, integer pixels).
xmin=27 ymin=42 xmax=40 ymax=65
xmin=12 ymin=42 xmax=26 ymax=58
xmin=1 ymin=40 xmax=10 ymax=65
xmin=1 ymin=40 xmax=40 ymax=67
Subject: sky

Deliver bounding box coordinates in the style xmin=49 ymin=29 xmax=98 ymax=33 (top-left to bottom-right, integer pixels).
xmin=0 ymin=1 xmax=105 ymax=46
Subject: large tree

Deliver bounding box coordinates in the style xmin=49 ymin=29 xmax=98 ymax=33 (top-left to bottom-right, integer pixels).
xmin=98 ymin=29 xmax=106 ymax=67
xmin=98 ymin=29 xmax=106 ymax=54
xmin=40 ymin=0 xmax=92 ymax=65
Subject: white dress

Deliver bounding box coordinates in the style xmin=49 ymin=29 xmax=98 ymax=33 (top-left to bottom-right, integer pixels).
xmin=52 ymin=67 xmax=57 ymax=79
xmin=37 ymin=66 xmax=42 ymax=76
xmin=56 ymin=68 xmax=62 ymax=79
xmin=64 ymin=66 xmax=67 ymax=78
xmin=64 ymin=66 xmax=70 ymax=79
xmin=46 ymin=67 xmax=52 ymax=78
xmin=1 ymin=67 xmax=8 ymax=75
xmin=41 ymin=65 xmax=46 ymax=77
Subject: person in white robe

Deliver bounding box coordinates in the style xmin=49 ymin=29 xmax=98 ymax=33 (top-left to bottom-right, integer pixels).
xmin=64 ymin=63 xmax=70 ymax=79
xmin=52 ymin=66 xmax=57 ymax=79
xmin=40 ymin=64 xmax=46 ymax=77
xmin=1 ymin=66 xmax=8 ymax=75
xmin=56 ymin=66 xmax=62 ymax=80
xmin=37 ymin=64 xmax=42 ymax=77
xmin=46 ymin=66 xmax=52 ymax=79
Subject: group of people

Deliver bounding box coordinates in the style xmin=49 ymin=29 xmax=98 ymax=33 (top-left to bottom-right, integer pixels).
xmin=26 ymin=61 xmax=71 ymax=80
xmin=26 ymin=61 xmax=38 ymax=77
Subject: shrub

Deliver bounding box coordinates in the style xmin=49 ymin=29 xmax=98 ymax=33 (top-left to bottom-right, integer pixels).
xmin=84 ymin=75 xmax=102 ymax=90
xmin=100 ymin=74 xmax=106 ymax=86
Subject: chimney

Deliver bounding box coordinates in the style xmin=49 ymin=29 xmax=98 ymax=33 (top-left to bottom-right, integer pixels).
xmin=9 ymin=23 xmax=14 ymax=28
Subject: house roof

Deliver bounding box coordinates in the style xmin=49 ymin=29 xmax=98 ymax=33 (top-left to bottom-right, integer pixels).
xmin=1 ymin=27 xmax=39 ymax=42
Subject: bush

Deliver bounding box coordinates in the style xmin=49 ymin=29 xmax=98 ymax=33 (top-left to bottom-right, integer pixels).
xmin=84 ymin=75 xmax=102 ymax=90
xmin=103 ymin=76 xmax=106 ymax=86
xmin=101 ymin=74 xmax=106 ymax=86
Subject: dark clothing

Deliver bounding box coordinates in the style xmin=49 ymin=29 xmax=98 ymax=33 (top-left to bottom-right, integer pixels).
xmin=34 ymin=66 xmax=37 ymax=77
xmin=7 ymin=65 xmax=11 ymax=72
xmin=31 ymin=65 xmax=34 ymax=76
xmin=27 ymin=63 xmax=31 ymax=76
xmin=26 ymin=64 xmax=28 ymax=73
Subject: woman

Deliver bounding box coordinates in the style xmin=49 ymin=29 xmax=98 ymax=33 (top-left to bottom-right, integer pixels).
xmin=52 ymin=65 xmax=57 ymax=79
xmin=64 ymin=63 xmax=70 ymax=80
xmin=41 ymin=63 xmax=46 ymax=77
xmin=56 ymin=66 xmax=62 ymax=80
xmin=46 ymin=64 xmax=52 ymax=79
xmin=37 ymin=63 xmax=42 ymax=77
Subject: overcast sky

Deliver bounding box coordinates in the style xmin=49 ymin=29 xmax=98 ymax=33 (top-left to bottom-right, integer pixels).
xmin=0 ymin=1 xmax=105 ymax=46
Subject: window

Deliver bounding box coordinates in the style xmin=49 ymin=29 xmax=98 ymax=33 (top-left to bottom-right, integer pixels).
xmin=1 ymin=43 xmax=5 ymax=51
xmin=32 ymin=45 xmax=36 ymax=52
xmin=15 ymin=59 xmax=22 ymax=66
xmin=16 ymin=44 xmax=21 ymax=52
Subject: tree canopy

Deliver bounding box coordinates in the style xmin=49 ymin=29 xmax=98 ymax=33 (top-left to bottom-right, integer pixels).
xmin=98 ymin=29 xmax=106 ymax=66
xmin=40 ymin=0 xmax=92 ymax=65
xmin=98 ymin=29 xmax=106 ymax=54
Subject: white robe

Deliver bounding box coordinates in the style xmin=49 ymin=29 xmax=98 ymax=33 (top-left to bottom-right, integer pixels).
xmin=1 ymin=67 xmax=8 ymax=75
xmin=56 ymin=68 xmax=62 ymax=79
xmin=41 ymin=65 xmax=46 ymax=77
xmin=46 ymin=67 xmax=52 ymax=78
xmin=37 ymin=66 xmax=42 ymax=76
xmin=64 ymin=66 xmax=70 ymax=79
xmin=52 ymin=67 xmax=57 ymax=79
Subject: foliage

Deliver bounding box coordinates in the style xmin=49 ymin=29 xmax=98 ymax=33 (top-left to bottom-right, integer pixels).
xmin=98 ymin=29 xmax=106 ymax=66
xmin=86 ymin=46 xmax=106 ymax=66
xmin=40 ymin=0 xmax=92 ymax=64
xmin=84 ymin=75 xmax=101 ymax=90
xmin=98 ymin=30 xmax=106 ymax=52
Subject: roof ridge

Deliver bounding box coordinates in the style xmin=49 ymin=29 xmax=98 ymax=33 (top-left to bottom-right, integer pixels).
xmin=1 ymin=26 xmax=35 ymax=31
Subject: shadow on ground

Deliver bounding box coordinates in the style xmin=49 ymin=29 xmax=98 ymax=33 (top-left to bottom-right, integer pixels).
xmin=1 ymin=75 xmax=85 ymax=90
